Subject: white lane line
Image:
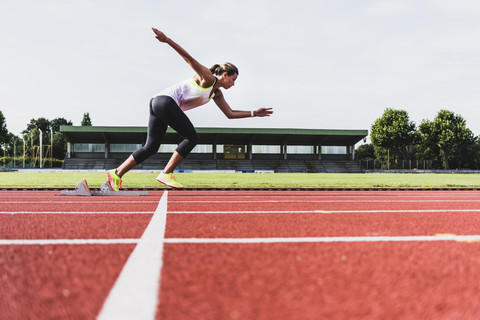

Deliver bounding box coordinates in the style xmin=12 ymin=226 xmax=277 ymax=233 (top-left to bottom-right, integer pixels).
xmin=3 ymin=235 xmax=480 ymax=246
xmin=0 ymin=211 xmax=153 ymax=215
xmin=1 ymin=201 xmax=158 ymax=204
xmin=162 ymin=235 xmax=480 ymax=243
xmin=96 ymin=191 xmax=168 ymax=320
xmin=0 ymin=239 xmax=139 ymax=245
xmin=3 ymin=209 xmax=480 ymax=216
xmin=169 ymin=209 xmax=480 ymax=214
xmin=166 ymin=199 xmax=480 ymax=203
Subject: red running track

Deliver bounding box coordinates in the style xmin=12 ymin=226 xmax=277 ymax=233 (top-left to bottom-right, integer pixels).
xmin=1 ymin=190 xmax=480 ymax=320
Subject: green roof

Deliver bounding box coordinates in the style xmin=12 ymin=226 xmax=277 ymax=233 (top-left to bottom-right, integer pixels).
xmin=60 ymin=126 xmax=368 ymax=146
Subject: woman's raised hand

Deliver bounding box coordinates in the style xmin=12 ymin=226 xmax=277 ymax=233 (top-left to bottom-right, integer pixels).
xmin=152 ymin=28 xmax=167 ymax=42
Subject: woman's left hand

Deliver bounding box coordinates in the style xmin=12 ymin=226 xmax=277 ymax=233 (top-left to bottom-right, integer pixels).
xmin=152 ymin=28 xmax=168 ymax=42
xmin=254 ymin=108 xmax=273 ymax=117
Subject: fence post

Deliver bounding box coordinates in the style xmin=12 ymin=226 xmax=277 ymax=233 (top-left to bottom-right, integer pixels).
xmin=51 ymin=130 xmax=53 ymax=168
xmin=40 ymin=130 xmax=43 ymax=169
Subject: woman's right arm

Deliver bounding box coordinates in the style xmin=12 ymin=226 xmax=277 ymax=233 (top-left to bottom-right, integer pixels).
xmin=152 ymin=28 xmax=215 ymax=87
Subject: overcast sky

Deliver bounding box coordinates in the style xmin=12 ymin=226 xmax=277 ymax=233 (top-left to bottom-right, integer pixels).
xmin=1 ymin=0 xmax=480 ymax=142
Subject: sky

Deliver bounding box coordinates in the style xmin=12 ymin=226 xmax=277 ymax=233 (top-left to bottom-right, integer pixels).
xmin=1 ymin=0 xmax=480 ymax=142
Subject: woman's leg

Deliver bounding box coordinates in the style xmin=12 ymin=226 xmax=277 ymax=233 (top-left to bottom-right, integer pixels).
xmin=114 ymin=98 xmax=168 ymax=178
xmin=162 ymin=151 xmax=184 ymax=174
xmin=115 ymin=155 xmax=138 ymax=177
xmin=131 ymin=99 xmax=168 ymax=165
xmin=152 ymin=97 xmax=199 ymax=173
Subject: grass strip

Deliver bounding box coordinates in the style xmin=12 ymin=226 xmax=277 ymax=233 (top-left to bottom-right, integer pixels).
xmin=1 ymin=171 xmax=480 ymax=188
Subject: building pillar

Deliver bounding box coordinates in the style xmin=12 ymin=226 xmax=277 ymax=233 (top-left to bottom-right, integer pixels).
xmin=247 ymin=143 xmax=252 ymax=160
xmin=213 ymin=142 xmax=217 ymax=160
xmin=346 ymin=145 xmax=355 ymax=160
xmin=105 ymin=142 xmax=110 ymax=159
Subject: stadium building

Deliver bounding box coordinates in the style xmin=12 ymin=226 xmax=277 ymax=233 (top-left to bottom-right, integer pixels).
xmin=60 ymin=126 xmax=368 ymax=173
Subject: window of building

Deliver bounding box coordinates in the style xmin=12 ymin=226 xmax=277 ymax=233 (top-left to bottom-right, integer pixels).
xmin=252 ymin=145 xmax=281 ymax=154
xmin=286 ymin=146 xmax=314 ymax=154
xmin=321 ymin=146 xmax=347 ymax=154
xmin=224 ymin=145 xmax=246 ymax=159
xmin=73 ymin=144 xmax=105 ymax=152
xmin=110 ymin=144 xmax=142 ymax=152
xmin=156 ymin=144 xmax=213 ymax=153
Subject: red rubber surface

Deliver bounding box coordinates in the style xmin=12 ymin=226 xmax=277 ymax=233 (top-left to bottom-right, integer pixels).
xmin=0 ymin=214 xmax=152 ymax=239
xmin=1 ymin=190 xmax=480 ymax=320
xmin=166 ymin=211 xmax=480 ymax=238
xmin=1 ymin=244 xmax=135 ymax=320
xmin=159 ymin=242 xmax=480 ymax=320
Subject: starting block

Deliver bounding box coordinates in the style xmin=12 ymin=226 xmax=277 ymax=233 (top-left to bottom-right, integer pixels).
xmin=60 ymin=180 xmax=148 ymax=196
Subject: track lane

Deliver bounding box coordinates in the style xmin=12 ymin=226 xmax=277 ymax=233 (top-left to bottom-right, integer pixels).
xmin=159 ymin=242 xmax=480 ymax=320
xmin=0 ymin=214 xmax=152 ymax=239
xmin=2 ymin=189 xmax=480 ymax=320
xmin=165 ymin=211 xmax=480 ymax=238
xmin=1 ymin=244 xmax=135 ymax=320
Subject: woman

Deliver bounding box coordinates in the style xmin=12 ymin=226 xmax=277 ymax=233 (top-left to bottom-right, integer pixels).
xmin=106 ymin=28 xmax=273 ymax=190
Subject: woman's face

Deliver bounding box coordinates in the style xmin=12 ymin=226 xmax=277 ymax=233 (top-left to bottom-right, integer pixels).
xmin=223 ymin=73 xmax=238 ymax=89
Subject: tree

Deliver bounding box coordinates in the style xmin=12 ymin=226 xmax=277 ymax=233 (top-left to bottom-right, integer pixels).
xmin=20 ymin=117 xmax=72 ymax=160
xmin=51 ymin=118 xmax=73 ymax=133
xmin=0 ymin=110 xmax=9 ymax=145
xmin=51 ymin=118 xmax=72 ymax=160
xmin=5 ymin=133 xmax=22 ymax=157
xmin=81 ymin=112 xmax=92 ymax=126
xmin=52 ymin=131 xmax=68 ymax=159
xmin=22 ymin=117 xmax=52 ymax=142
xmin=418 ymin=110 xmax=475 ymax=169
xmin=452 ymin=137 xmax=480 ymax=169
xmin=355 ymin=144 xmax=375 ymax=160
xmin=370 ymin=108 xmax=417 ymax=168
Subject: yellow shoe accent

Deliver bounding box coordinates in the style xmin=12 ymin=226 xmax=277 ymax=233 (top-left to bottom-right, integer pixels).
xmin=156 ymin=171 xmax=184 ymax=189
xmin=106 ymin=169 xmax=122 ymax=192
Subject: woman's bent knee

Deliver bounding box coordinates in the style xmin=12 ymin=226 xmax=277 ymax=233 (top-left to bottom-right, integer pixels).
xmin=132 ymin=144 xmax=159 ymax=164
xmin=176 ymin=134 xmax=198 ymax=158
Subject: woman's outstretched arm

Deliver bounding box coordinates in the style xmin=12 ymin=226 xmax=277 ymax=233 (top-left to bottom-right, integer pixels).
xmin=152 ymin=28 xmax=215 ymax=87
xmin=213 ymin=89 xmax=273 ymax=119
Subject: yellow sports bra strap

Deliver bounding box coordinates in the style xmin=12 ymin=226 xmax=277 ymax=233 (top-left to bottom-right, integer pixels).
xmin=209 ymin=78 xmax=217 ymax=99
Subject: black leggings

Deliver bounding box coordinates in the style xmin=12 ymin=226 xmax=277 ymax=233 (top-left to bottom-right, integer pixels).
xmin=131 ymin=96 xmax=198 ymax=164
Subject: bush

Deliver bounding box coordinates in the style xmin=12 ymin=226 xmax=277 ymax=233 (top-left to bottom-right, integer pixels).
xmin=0 ymin=156 xmax=63 ymax=168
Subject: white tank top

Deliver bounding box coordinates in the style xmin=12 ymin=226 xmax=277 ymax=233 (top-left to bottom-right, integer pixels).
xmin=156 ymin=77 xmax=216 ymax=111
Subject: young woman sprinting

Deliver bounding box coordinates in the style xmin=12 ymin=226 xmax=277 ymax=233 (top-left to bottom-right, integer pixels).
xmin=106 ymin=28 xmax=273 ymax=190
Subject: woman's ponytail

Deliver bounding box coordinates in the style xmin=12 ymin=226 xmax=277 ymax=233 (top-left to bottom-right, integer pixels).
xmin=210 ymin=64 xmax=221 ymax=75
xmin=209 ymin=63 xmax=239 ymax=76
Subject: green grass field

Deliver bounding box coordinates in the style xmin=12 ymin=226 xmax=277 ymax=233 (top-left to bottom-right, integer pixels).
xmin=1 ymin=171 xmax=480 ymax=188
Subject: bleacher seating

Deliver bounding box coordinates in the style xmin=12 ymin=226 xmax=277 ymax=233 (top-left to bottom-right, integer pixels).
xmin=321 ymin=160 xmax=363 ymax=173
xmin=63 ymin=157 xmax=364 ymax=173
xmin=252 ymin=160 xmax=289 ymax=172
xmin=62 ymin=158 xmax=105 ymax=170
xmin=177 ymin=159 xmax=217 ymax=171
xmin=216 ymin=159 xmax=253 ymax=171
